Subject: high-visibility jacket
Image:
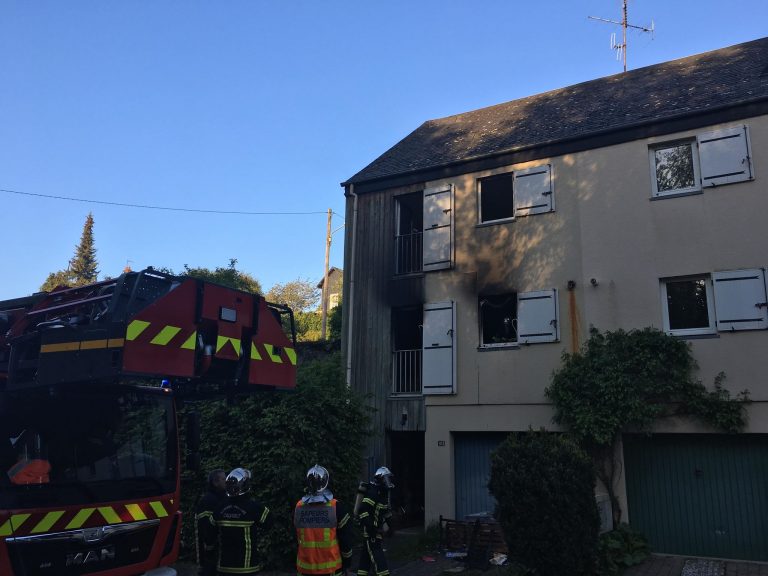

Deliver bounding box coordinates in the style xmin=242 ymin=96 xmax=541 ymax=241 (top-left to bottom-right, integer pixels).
xmin=294 ymin=498 xmax=352 ymax=575
xmin=8 ymin=459 xmax=50 ymax=484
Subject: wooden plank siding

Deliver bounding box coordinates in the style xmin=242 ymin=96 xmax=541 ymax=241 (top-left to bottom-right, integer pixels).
xmin=343 ymin=185 xmax=426 ymax=472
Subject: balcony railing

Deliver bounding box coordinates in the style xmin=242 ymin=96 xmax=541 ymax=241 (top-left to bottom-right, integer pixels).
xmin=392 ymin=349 xmax=422 ymax=395
xmin=394 ymin=232 xmax=422 ymax=275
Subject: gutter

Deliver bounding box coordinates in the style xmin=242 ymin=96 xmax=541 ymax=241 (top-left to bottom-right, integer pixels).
xmin=345 ymin=183 xmax=358 ymax=388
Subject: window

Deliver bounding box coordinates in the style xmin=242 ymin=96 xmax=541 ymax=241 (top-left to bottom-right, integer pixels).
xmin=650 ymin=141 xmax=701 ymax=196
xmin=661 ymin=269 xmax=768 ymax=335
xmin=478 ymin=165 xmax=554 ymax=223
xmin=650 ymin=125 xmax=753 ymax=197
xmin=480 ymin=294 xmax=517 ymax=346
xmin=479 ymin=289 xmax=559 ymax=347
xmin=394 ymin=192 xmax=423 ymax=275
xmin=479 ymin=173 xmax=514 ymax=223
xmin=661 ymin=276 xmax=715 ymax=335
xmin=392 ymin=307 xmax=422 ymax=395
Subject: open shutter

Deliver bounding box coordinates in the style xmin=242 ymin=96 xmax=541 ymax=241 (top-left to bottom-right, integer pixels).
xmin=712 ymin=269 xmax=768 ymax=331
xmin=422 ymin=301 xmax=456 ymax=395
xmin=514 ymin=164 xmax=553 ymax=216
xmin=517 ymin=289 xmax=559 ymax=344
xmin=423 ymin=185 xmax=453 ymax=272
xmin=697 ymin=126 xmax=753 ymax=187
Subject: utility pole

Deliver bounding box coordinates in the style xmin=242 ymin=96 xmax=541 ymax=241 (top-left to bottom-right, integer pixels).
xmin=320 ymin=208 xmax=332 ymax=341
xmin=320 ymin=209 xmax=345 ymax=340
xmin=589 ymin=0 xmax=653 ymax=72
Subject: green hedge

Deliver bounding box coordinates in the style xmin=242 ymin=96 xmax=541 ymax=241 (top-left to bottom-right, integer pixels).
xmin=489 ymin=430 xmax=600 ymax=576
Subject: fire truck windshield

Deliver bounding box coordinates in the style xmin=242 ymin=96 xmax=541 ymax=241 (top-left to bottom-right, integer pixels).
xmin=0 ymin=384 xmax=177 ymax=509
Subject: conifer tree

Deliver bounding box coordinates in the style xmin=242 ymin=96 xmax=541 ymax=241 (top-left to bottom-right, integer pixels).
xmin=69 ymin=212 xmax=99 ymax=286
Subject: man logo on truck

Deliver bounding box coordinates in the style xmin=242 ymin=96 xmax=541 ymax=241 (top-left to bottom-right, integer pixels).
xmin=65 ymin=545 xmax=116 ymax=566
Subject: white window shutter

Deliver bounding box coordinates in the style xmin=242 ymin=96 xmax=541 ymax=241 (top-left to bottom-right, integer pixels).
xmin=697 ymin=126 xmax=753 ymax=187
xmin=423 ymin=185 xmax=453 ymax=272
xmin=422 ymin=301 xmax=456 ymax=395
xmin=517 ymin=289 xmax=559 ymax=344
xmin=514 ymin=164 xmax=553 ymax=216
xmin=712 ymin=269 xmax=768 ymax=331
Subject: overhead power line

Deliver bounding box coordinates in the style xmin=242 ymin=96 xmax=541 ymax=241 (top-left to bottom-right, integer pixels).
xmin=1 ymin=187 xmax=342 ymax=217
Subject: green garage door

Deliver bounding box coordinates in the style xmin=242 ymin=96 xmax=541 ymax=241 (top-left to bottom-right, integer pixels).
xmin=624 ymin=434 xmax=768 ymax=561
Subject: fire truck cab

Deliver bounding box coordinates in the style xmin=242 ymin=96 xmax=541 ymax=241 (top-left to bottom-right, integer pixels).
xmin=0 ymin=268 xmax=297 ymax=576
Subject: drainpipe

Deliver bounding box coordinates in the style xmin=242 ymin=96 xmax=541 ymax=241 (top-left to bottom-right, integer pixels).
xmin=345 ymin=183 xmax=358 ymax=387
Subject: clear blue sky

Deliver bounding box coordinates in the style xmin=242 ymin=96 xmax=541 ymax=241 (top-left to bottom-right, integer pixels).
xmin=1 ymin=1 xmax=766 ymax=300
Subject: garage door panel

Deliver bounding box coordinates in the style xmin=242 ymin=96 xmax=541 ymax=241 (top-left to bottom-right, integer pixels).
xmin=624 ymin=434 xmax=768 ymax=561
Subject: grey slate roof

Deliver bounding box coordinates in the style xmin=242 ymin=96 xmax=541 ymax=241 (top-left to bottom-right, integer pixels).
xmin=345 ymin=36 xmax=768 ymax=186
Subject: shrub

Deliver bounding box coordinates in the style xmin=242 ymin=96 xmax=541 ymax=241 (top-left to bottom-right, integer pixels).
xmin=488 ymin=430 xmax=600 ymax=576
xmin=596 ymin=524 xmax=650 ymax=576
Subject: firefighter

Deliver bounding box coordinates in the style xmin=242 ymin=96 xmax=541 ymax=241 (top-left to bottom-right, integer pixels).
xmin=356 ymin=466 xmax=395 ymax=576
xmin=294 ymin=464 xmax=353 ymax=576
xmin=195 ymin=468 xmax=227 ymax=576
xmin=7 ymin=428 xmax=51 ymax=485
xmin=213 ymin=468 xmax=271 ymax=575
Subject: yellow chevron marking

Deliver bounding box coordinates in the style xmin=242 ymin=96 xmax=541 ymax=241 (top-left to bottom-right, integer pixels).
xmin=150 ymin=501 xmax=168 ymax=518
xmin=151 ymin=325 xmax=181 ymax=345
xmin=250 ymin=342 xmax=263 ymax=361
xmin=66 ymin=508 xmax=96 ymax=529
xmin=181 ymin=331 xmax=197 ymax=350
xmin=98 ymin=507 xmax=122 ymax=524
xmin=127 ymin=320 xmax=151 ymax=341
xmin=0 ymin=514 xmax=31 ymax=536
xmin=126 ymin=503 xmax=147 ymax=521
xmin=108 ymin=338 xmax=125 ymax=348
xmin=31 ymin=511 xmax=65 ymax=534
xmin=285 ymin=347 xmax=297 ymax=366
xmin=40 ymin=341 xmax=80 ymax=353
xmin=80 ymin=339 xmax=108 ymax=350
xmin=216 ymin=336 xmax=241 ymax=357
xmin=264 ymin=344 xmax=283 ymax=364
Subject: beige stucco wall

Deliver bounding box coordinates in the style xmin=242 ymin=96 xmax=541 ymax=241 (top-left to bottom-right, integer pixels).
xmin=421 ymin=114 xmax=768 ymax=524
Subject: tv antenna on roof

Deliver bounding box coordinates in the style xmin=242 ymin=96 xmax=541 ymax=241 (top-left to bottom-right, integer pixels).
xmin=589 ymin=0 xmax=654 ymax=72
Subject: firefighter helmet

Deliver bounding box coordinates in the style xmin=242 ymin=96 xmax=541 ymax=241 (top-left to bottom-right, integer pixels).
xmin=225 ymin=467 xmax=252 ymax=497
xmin=306 ymin=464 xmax=329 ymax=494
xmin=374 ymin=466 xmax=395 ymax=489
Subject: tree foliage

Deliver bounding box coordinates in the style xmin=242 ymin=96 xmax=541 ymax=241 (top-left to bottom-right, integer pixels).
xmin=545 ymin=326 xmax=749 ymax=526
xmin=295 ymin=311 xmax=322 ymax=342
xmin=177 ymin=258 xmax=263 ymax=294
xmin=40 ymin=213 xmax=100 ymax=291
xmin=179 ymin=351 xmax=370 ymax=568
xmin=266 ymin=278 xmax=320 ymax=313
xmin=489 ymin=430 xmax=600 ymax=576
xmin=69 ymin=212 xmax=99 ymax=285
xmin=40 ymin=269 xmax=76 ymax=292
xmin=328 ymin=304 xmax=342 ymax=341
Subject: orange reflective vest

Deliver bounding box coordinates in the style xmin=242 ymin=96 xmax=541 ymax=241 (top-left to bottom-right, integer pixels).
xmin=294 ymin=498 xmax=341 ymax=575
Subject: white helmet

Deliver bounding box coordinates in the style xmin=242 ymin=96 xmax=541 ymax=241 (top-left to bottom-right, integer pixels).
xmin=306 ymin=464 xmax=330 ymax=494
xmin=225 ymin=467 xmax=252 ymax=497
xmin=374 ymin=466 xmax=395 ymax=489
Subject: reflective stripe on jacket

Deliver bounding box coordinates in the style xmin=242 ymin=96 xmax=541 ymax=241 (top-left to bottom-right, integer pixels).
xmin=294 ymin=498 xmax=342 ymax=575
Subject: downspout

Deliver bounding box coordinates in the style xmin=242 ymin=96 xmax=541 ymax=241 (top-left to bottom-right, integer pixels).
xmin=345 ymin=183 xmax=358 ymax=387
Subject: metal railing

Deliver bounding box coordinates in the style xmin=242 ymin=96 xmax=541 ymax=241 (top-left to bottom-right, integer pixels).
xmin=392 ymin=349 xmax=422 ymax=395
xmin=394 ymin=232 xmax=422 ymax=275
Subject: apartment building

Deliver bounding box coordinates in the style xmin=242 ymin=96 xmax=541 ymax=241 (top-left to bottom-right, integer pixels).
xmin=341 ymin=37 xmax=768 ymax=561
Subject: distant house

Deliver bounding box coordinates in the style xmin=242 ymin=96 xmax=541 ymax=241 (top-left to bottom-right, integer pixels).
xmin=341 ymin=37 xmax=768 ymax=561
xmin=317 ymin=267 xmax=342 ymax=310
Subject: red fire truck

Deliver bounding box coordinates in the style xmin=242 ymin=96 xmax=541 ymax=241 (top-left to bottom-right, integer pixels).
xmin=0 ymin=268 xmax=297 ymax=575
